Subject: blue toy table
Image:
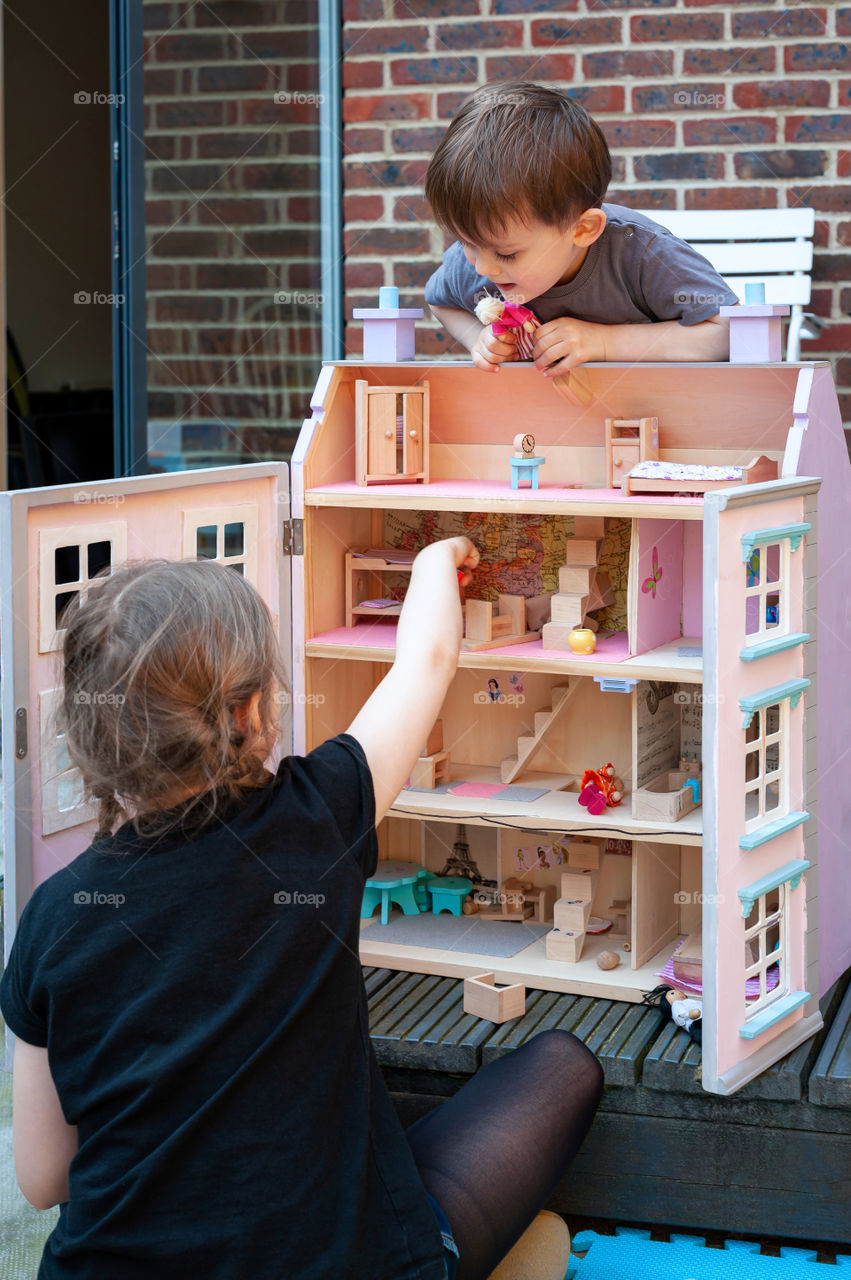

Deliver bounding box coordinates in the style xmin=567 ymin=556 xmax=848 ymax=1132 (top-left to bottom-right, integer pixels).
xmin=509 ymin=456 xmax=545 ymax=490
xmin=362 ymin=861 xmax=428 ymax=925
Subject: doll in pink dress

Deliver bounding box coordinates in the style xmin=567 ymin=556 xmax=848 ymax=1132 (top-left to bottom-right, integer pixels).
xmin=474 ymin=295 xmax=540 ymax=360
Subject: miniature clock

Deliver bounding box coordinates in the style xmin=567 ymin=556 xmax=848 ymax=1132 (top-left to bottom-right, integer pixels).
xmin=513 ymin=432 xmax=536 ymax=456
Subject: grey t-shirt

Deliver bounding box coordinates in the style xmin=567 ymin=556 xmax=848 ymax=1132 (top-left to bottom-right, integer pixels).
xmin=425 ymin=203 xmax=739 ymax=327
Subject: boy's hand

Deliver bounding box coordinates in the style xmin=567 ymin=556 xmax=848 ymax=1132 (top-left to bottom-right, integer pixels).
xmin=471 ymin=325 xmax=518 ymax=373
xmin=532 ymin=317 xmax=607 ymax=376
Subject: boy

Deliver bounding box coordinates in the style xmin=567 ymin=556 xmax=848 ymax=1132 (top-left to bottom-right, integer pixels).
xmin=424 ymin=81 xmax=739 ymax=374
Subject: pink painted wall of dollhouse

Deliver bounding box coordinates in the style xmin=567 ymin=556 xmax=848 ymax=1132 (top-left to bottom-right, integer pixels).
xmin=791 ymin=366 xmax=851 ymax=994
xmin=710 ymin=492 xmax=810 ymax=1083
xmin=26 ymin=477 xmax=280 ymax=891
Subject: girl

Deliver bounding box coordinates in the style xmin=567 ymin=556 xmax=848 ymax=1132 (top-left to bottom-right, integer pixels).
xmin=2 ymin=538 xmax=603 ymax=1280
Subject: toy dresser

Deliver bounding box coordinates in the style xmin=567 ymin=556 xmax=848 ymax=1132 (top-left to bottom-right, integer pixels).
xmin=293 ymin=357 xmax=850 ymax=1097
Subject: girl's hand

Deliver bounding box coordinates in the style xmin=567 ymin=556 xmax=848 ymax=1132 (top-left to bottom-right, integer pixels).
xmin=446 ymin=535 xmax=479 ymax=589
xmin=471 ymin=325 xmax=518 ymax=372
xmin=533 ymin=317 xmax=607 ymax=376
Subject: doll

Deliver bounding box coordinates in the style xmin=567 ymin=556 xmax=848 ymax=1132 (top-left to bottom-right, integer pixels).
xmin=474 ymin=295 xmax=540 ymax=360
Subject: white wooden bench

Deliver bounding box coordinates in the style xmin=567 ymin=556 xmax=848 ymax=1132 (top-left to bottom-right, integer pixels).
xmin=642 ymin=208 xmax=816 ymax=361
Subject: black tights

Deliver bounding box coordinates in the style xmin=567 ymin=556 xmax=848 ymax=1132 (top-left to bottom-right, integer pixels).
xmin=405 ymin=1029 xmax=604 ymax=1280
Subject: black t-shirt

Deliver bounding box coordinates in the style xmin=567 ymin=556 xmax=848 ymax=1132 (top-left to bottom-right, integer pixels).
xmin=0 ymin=735 xmax=446 ymax=1280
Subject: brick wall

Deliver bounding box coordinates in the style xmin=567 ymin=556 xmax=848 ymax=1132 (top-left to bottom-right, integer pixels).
xmin=341 ymin=0 xmax=851 ymax=433
xmin=143 ymin=0 xmax=321 ymax=467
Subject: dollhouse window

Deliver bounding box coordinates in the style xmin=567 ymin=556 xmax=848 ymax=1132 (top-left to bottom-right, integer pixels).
xmin=744 ymin=702 xmax=785 ymax=830
xmin=744 ymin=541 xmax=786 ymax=640
xmin=38 ymin=522 xmax=128 ymax=653
xmin=743 ymin=884 xmax=787 ymax=1018
xmin=183 ymin=504 xmax=259 ymax=585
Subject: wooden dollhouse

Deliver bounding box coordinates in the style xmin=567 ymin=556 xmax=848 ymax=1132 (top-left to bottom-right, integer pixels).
xmin=1 ymin=344 xmax=849 ymax=1098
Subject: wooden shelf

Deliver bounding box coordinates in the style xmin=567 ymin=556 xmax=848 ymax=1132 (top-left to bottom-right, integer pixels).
xmin=360 ymin=923 xmax=683 ymax=1001
xmin=305 ymin=479 xmax=706 ymax=520
xmin=307 ymin=625 xmax=704 ymax=684
xmin=388 ymin=764 xmax=702 ymax=846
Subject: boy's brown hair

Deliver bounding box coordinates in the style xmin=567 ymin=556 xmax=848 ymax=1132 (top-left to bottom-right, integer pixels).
xmin=425 ymin=80 xmax=611 ymax=245
xmin=60 ymin=559 xmax=288 ymax=840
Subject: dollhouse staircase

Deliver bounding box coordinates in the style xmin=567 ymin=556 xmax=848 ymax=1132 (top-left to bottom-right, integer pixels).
xmin=500 ymin=682 xmax=573 ymax=784
xmin=541 ymin=520 xmax=615 ymax=649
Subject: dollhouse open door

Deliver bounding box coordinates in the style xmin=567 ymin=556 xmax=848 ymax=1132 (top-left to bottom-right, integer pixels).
xmin=0 ymin=464 xmax=291 ymax=985
xmin=701 ymin=475 xmax=822 ymax=1095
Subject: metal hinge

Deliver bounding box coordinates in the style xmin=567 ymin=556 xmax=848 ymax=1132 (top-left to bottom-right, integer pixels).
xmin=15 ymin=707 xmax=27 ymax=759
xmin=282 ymin=518 xmax=304 ymax=557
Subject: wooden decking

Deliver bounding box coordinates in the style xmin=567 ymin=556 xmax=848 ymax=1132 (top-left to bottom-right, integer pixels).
xmin=367 ymin=967 xmax=851 ymax=1245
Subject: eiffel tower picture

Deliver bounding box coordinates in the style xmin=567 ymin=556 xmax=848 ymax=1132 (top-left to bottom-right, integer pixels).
xmin=438 ymin=824 xmax=484 ymax=883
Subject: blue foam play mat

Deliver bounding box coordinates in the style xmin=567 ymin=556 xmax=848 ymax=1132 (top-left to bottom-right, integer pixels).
xmin=566 ymin=1230 xmax=851 ymax=1280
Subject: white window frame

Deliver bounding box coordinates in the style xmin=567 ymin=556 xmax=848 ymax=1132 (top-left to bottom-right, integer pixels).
xmin=743 ymin=882 xmax=789 ymax=1020
xmin=744 ymin=700 xmax=787 ymax=834
xmin=743 ymin=538 xmax=789 ymax=645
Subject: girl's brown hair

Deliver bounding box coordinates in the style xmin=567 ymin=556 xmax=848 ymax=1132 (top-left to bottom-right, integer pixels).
xmin=60 ymin=559 xmax=288 ymax=841
xmin=425 ymin=81 xmax=612 ymax=245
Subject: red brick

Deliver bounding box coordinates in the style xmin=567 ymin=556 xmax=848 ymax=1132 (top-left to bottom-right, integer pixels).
xmin=836 ymin=358 xmax=851 ymax=385
xmin=241 ymin=163 xmax=318 ymax=192
xmin=813 ymin=220 xmax=830 ymax=249
xmin=733 ymin=80 xmax=830 ymax=110
xmin=394 ymin=262 xmax=438 ymax=288
xmin=634 ymin=152 xmax=725 ymax=182
xmin=631 ymin=13 xmax=723 ymax=40
xmin=733 ymin=8 xmax=826 ymax=37
xmin=155 ymin=296 xmax=225 ymax=323
xmin=344 ymin=261 xmax=385 ymax=290
xmin=786 ymin=115 xmax=851 ymax=143
xmin=342 ymin=92 xmax=432 ymax=122
xmin=802 ymin=323 xmax=851 ymax=351
xmin=685 ymin=186 xmax=779 ymax=210
xmin=144 ymin=68 xmax=180 ymax=96
xmin=344 ymin=158 xmax=429 ymax=189
xmin=345 ymin=194 xmax=385 ymax=221
xmin=194 ymin=264 xmax=272 ymax=290
xmin=586 ymin=0 xmax=671 ymax=7
xmin=145 ymin=135 xmax=178 ymax=161
xmin=436 ymin=91 xmax=473 ymax=118
xmin=193 ymin=2 xmax=284 ymax=26
xmin=394 ymin=195 xmax=432 ymax=222
xmin=343 ymin=127 xmax=384 ymax=155
xmin=734 ymin=150 xmax=828 ymax=180
xmin=342 ymin=61 xmax=384 ymax=90
xmin=437 ymin=21 xmax=523 ymax=48
xmin=143 ymin=4 xmax=189 ymax=30
xmin=155 ymin=230 xmax=223 ymax=258
xmin=197 ymin=197 xmax=271 ymax=225
xmin=146 ymin=198 xmax=193 ymax=227
xmin=157 ymin=100 xmax=224 ymax=129
xmin=838 ymin=221 xmax=851 ymax=246
xmin=344 ymin=25 xmax=429 ymax=56
xmin=683 ymin=116 xmax=776 ymax=146
xmin=812 ymin=253 xmax=851 ymax=283
xmin=392 ymin=57 xmax=478 ymax=85
xmin=146 ymin=263 xmax=192 ymax=291
xmin=494 ymin=0 xmax=579 ymax=10
xmin=344 ymin=227 xmax=432 ymax=255
xmin=785 ymin=43 xmax=851 ymax=73
xmin=244 ymin=97 xmax=320 ymax=127
xmin=839 ymin=151 xmax=851 ymax=178
xmin=584 ymin=51 xmax=674 ymax=78
xmin=156 ymin=33 xmax=232 ymax=61
xmin=531 ymin=17 xmax=622 ymax=44
xmin=839 ymin=8 xmax=851 ymax=36
xmin=342 ymin=0 xmax=384 ymax=18
xmin=790 ymin=185 xmax=851 ymax=212
xmin=412 ymin=326 xmax=464 ymax=356
xmin=197 ymin=131 xmax=278 ymax=159
xmin=610 ymin=157 xmax=627 ymax=184
xmin=396 ymin=0 xmax=479 ymax=14
xmin=287 ymin=129 xmax=321 ymax=157
xmin=198 ymin=64 xmax=273 ymax=93
xmin=239 ymin=31 xmax=316 ymax=58
xmin=601 ymin=119 xmax=677 ymax=149
xmin=486 ymin=53 xmax=577 ymax=80
xmin=633 ymin=83 xmax=726 ymax=112
xmin=288 ymin=195 xmax=320 ymax=223
xmin=808 ymin=286 xmax=832 ymax=314
xmin=564 ymin=85 xmax=625 ymax=113
xmin=684 ymin=47 xmax=775 ymax=75
xmin=391 ymin=126 xmax=447 ymax=152
xmin=607 ymin=188 xmax=677 ymax=209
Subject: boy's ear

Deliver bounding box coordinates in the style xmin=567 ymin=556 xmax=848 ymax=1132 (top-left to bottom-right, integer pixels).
xmin=572 ymin=207 xmax=607 ymax=247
